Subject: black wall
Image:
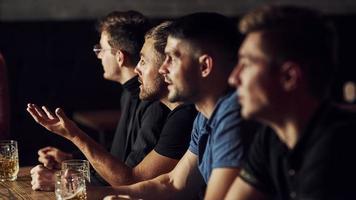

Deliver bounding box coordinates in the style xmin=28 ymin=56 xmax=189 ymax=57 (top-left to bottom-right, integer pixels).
xmin=0 ymin=15 xmax=355 ymax=165
xmin=0 ymin=20 xmax=122 ymax=165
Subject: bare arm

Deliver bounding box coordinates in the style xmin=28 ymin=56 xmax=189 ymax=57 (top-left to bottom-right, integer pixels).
xmin=204 ymin=168 xmax=240 ymax=200
xmin=106 ymin=151 xmax=204 ymax=200
xmin=225 ymin=177 xmax=267 ymax=200
xmin=73 ymin=133 xmax=178 ymax=186
xmin=26 ymin=104 xmax=179 ymax=186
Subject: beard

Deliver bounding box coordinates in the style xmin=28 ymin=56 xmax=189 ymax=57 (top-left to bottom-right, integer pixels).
xmin=139 ymin=75 xmax=166 ymax=101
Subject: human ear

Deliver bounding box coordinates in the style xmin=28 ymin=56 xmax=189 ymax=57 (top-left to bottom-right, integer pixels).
xmin=199 ymin=54 xmax=213 ymax=78
xmin=115 ymin=50 xmax=125 ymax=67
xmin=280 ymin=62 xmax=302 ymax=91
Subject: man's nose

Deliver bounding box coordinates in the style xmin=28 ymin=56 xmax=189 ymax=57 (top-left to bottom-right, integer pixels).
xmin=134 ymin=66 xmax=141 ymax=75
xmin=228 ymin=65 xmax=241 ymax=87
xmin=159 ymin=61 xmax=168 ymax=75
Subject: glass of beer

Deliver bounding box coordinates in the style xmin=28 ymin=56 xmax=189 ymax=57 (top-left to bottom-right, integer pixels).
xmin=55 ymin=170 xmax=87 ymax=200
xmin=61 ymin=160 xmax=90 ymax=183
xmin=0 ymin=140 xmax=19 ymax=181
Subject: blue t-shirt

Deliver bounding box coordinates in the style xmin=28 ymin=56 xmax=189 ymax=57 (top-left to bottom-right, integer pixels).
xmin=189 ymin=92 xmax=244 ymax=183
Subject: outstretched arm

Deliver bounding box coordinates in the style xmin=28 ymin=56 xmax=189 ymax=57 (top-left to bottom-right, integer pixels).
xmin=26 ymin=104 xmax=179 ymax=186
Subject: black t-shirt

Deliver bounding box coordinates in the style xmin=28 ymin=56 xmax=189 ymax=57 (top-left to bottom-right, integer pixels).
xmin=240 ymin=103 xmax=356 ymax=200
xmin=154 ymin=104 xmax=197 ymax=159
xmin=124 ymin=101 xmax=171 ymax=167
xmin=92 ymin=77 xmax=170 ymax=185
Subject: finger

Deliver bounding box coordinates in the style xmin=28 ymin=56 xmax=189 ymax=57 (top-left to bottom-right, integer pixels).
xmin=43 ymin=162 xmax=55 ymax=169
xmin=31 ymin=182 xmax=53 ymax=191
xmin=30 ymin=165 xmax=42 ymax=175
xmin=28 ymin=104 xmax=46 ymax=117
xmin=39 ymin=155 xmax=57 ymax=169
xmin=117 ymin=195 xmax=132 ymax=199
xmin=30 ymin=167 xmax=37 ymax=175
xmin=103 ymin=195 xmax=119 ymax=200
xmin=42 ymin=106 xmax=56 ymax=119
xmin=26 ymin=106 xmax=43 ymax=123
xmin=31 ymin=179 xmax=37 ymax=187
xmin=37 ymin=170 xmax=56 ymax=180
xmin=32 ymin=185 xmax=40 ymax=191
xmin=38 ymin=146 xmax=54 ymax=156
xmin=27 ymin=105 xmax=50 ymax=124
xmin=34 ymin=105 xmax=49 ymax=120
xmin=55 ymin=108 xmax=68 ymax=122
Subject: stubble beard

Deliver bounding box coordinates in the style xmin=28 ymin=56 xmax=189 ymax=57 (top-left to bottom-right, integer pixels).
xmin=140 ymin=76 xmax=165 ymax=101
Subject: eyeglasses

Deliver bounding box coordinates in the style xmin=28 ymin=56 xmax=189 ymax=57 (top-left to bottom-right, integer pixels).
xmin=93 ymin=44 xmax=113 ymax=56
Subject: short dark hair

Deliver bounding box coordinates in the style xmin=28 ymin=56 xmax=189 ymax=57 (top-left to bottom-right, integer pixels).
xmin=239 ymin=5 xmax=337 ymax=99
xmin=97 ymin=10 xmax=151 ymax=65
xmin=145 ymin=21 xmax=173 ymax=62
xmin=168 ymin=12 xmax=240 ymax=73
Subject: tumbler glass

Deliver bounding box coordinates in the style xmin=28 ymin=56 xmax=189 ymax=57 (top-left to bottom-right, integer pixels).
xmin=55 ymin=170 xmax=87 ymax=200
xmin=61 ymin=159 xmax=90 ymax=183
xmin=0 ymin=140 xmax=19 ymax=181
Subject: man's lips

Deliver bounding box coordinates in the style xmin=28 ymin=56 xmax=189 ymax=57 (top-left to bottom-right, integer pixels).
xmin=164 ymin=76 xmax=172 ymax=85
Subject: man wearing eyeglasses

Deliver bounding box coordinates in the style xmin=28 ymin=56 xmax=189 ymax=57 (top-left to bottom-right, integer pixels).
xmin=28 ymin=11 xmax=195 ymax=191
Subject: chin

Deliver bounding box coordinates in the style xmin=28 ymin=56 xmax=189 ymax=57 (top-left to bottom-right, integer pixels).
xmin=103 ymin=74 xmax=113 ymax=81
xmin=241 ymin=108 xmax=254 ymax=120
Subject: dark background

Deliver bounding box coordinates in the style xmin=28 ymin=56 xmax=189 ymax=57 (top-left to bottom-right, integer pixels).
xmin=0 ymin=14 xmax=355 ymax=165
xmin=0 ymin=20 xmax=122 ymax=165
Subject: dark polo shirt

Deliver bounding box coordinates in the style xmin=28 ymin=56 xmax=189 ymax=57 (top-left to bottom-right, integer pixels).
xmin=240 ymin=103 xmax=356 ymax=200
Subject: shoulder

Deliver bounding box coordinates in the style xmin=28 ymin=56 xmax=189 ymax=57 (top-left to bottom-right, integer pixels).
xmin=217 ymin=92 xmax=240 ymax=111
xmin=163 ymin=104 xmax=197 ymax=132
xmin=167 ymin=104 xmax=197 ymax=121
xmin=211 ymin=92 xmax=241 ymax=127
xmin=214 ymin=92 xmax=240 ymax=119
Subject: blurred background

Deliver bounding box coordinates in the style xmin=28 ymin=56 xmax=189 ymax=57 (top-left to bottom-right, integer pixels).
xmin=0 ymin=0 xmax=355 ymax=165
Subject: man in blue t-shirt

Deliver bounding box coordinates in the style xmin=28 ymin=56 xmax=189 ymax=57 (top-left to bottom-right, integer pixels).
xmin=104 ymin=12 xmax=258 ymax=200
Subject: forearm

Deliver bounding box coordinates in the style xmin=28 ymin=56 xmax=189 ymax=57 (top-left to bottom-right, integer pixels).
xmin=112 ymin=173 xmax=180 ymax=200
xmin=204 ymin=168 xmax=240 ymax=200
xmin=71 ymin=132 xmax=135 ymax=186
xmin=111 ymin=152 xmax=202 ymax=200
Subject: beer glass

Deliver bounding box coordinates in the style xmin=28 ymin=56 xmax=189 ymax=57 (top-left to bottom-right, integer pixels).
xmin=61 ymin=159 xmax=90 ymax=183
xmin=0 ymin=140 xmax=19 ymax=181
xmin=55 ymin=170 xmax=87 ymax=200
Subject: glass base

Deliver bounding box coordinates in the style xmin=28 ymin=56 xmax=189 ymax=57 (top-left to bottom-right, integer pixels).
xmin=0 ymin=175 xmax=17 ymax=181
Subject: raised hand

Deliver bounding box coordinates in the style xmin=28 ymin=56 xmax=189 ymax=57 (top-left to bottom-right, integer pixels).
xmin=26 ymin=103 xmax=83 ymax=140
xmin=38 ymin=146 xmax=72 ymax=169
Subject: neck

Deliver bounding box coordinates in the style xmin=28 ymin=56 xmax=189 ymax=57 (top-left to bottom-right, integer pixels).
xmin=267 ymin=97 xmax=321 ymax=149
xmin=117 ymin=66 xmax=136 ymax=84
xmin=160 ymin=97 xmax=181 ymax=111
xmin=195 ymin=74 xmax=230 ymax=118
xmin=195 ymin=85 xmax=229 ymax=119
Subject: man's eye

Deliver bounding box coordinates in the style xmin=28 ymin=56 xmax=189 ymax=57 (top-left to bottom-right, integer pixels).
xmin=171 ymin=56 xmax=177 ymax=63
xmin=165 ymin=55 xmax=172 ymax=64
xmin=140 ymin=59 xmax=145 ymax=65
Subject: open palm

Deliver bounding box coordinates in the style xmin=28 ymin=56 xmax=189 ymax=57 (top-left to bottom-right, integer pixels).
xmin=26 ymin=103 xmax=81 ymax=140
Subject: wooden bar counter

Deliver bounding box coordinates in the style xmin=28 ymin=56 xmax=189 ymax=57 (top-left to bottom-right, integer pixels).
xmin=0 ymin=167 xmax=54 ymax=199
xmin=0 ymin=167 xmax=116 ymax=200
